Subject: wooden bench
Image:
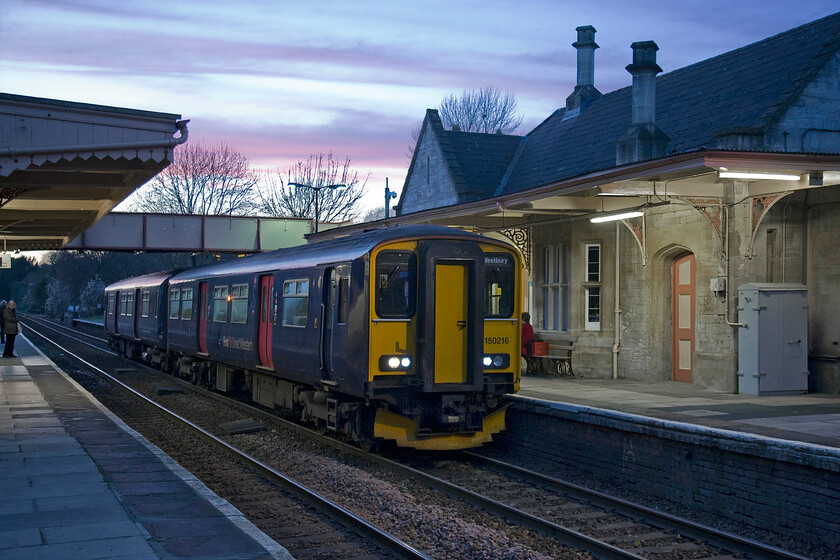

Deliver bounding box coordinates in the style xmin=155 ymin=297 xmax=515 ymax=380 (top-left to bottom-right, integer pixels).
xmin=524 ymin=337 xmax=576 ymax=377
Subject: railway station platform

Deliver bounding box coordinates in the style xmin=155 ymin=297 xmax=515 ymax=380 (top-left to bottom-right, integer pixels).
xmin=517 ymin=374 xmax=840 ymax=449
xmin=0 ymin=336 xmax=292 ymax=560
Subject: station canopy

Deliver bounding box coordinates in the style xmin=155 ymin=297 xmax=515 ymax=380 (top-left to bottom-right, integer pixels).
xmin=0 ymin=93 xmax=187 ymax=252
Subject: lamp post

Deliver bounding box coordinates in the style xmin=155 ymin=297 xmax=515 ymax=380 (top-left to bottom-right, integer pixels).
xmin=288 ymin=182 xmax=346 ymax=233
xmin=385 ymin=177 xmax=397 ymax=218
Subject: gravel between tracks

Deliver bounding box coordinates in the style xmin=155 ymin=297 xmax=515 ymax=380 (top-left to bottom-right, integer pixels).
xmin=34 ymin=323 xmax=827 ymax=560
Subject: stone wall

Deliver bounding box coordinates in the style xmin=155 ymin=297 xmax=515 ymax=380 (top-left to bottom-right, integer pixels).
xmin=399 ymin=125 xmax=459 ymax=214
xmin=497 ymin=398 xmax=840 ymax=548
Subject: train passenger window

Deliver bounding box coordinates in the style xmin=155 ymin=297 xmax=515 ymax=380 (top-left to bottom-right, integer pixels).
xmin=484 ymin=253 xmax=515 ymax=318
xmin=180 ymin=288 xmax=193 ymax=320
xmin=282 ymin=279 xmax=309 ymax=327
xmin=125 ymin=292 xmax=134 ymax=317
xmin=169 ymin=290 xmax=181 ymax=319
xmin=107 ymin=293 xmax=115 ymax=316
xmin=212 ymin=286 xmax=229 ymax=322
xmin=337 ymin=277 xmax=349 ymax=324
xmin=140 ymin=291 xmax=151 ymax=318
xmin=375 ymin=251 xmax=416 ymax=319
xmin=230 ymin=284 xmax=249 ymax=323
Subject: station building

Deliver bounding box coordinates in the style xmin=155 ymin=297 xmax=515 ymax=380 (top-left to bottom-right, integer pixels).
xmin=391 ymin=13 xmax=840 ymax=393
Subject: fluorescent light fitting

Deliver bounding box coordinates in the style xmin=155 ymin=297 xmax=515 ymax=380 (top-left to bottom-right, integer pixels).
xmin=718 ymin=171 xmax=801 ymax=181
xmin=590 ymin=211 xmax=644 ymax=223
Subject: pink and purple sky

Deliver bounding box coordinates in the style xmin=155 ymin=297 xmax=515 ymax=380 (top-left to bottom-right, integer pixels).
xmin=2 ymin=1 xmax=838 ymax=212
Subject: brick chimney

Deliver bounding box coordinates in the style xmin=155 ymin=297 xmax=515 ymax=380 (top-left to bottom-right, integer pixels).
xmin=616 ymin=41 xmax=670 ymax=164
xmin=566 ymin=26 xmax=602 ymax=112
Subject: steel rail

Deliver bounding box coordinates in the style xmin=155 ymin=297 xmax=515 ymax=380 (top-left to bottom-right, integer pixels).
xmin=463 ymin=452 xmax=812 ymax=560
xmin=23 ymin=322 xmax=432 ymax=560
xmin=38 ymin=315 xmax=809 ymax=560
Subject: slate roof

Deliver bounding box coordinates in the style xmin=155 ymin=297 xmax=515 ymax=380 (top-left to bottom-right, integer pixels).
xmin=416 ymin=109 xmax=524 ymax=203
xmin=498 ymin=12 xmax=840 ymax=194
xmin=433 ymin=11 xmax=839 ymax=198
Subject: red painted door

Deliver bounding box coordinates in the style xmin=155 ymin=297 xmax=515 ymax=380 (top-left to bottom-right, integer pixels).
xmin=672 ymin=254 xmax=695 ymax=383
xmin=198 ymin=282 xmax=209 ymax=354
xmin=258 ymin=275 xmax=274 ymax=368
xmin=133 ymin=289 xmax=140 ymax=338
xmin=114 ymin=291 xmax=120 ymax=334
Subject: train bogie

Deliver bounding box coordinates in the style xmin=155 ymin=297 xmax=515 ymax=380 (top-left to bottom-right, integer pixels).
xmin=104 ymin=225 xmax=522 ymax=451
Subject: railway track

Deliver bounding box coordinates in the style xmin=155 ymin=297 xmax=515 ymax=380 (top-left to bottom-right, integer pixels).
xmin=23 ymin=315 xmax=815 ymax=560
xmin=22 ymin=317 xmax=430 ymax=560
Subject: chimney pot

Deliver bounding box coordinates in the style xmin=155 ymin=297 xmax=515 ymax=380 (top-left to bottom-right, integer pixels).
xmin=628 ymin=40 xmax=660 ymax=69
xmin=625 ymin=40 xmax=662 ymax=125
xmin=616 ymin=40 xmax=669 ymax=164
xmin=566 ymin=25 xmax=602 ymax=112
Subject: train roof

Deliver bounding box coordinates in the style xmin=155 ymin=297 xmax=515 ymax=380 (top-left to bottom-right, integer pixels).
xmin=168 ymin=225 xmax=511 ymax=283
xmin=105 ymin=269 xmax=179 ymax=291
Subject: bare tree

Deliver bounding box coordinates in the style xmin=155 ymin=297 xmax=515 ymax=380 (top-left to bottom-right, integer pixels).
xmin=129 ymin=141 xmax=258 ymax=215
xmin=259 ymin=153 xmax=369 ymax=225
xmin=407 ymin=86 xmax=523 ymax=159
xmin=439 ymin=86 xmax=523 ymax=134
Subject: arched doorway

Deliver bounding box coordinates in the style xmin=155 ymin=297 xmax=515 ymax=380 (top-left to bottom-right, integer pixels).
xmin=672 ymin=253 xmax=695 ymax=383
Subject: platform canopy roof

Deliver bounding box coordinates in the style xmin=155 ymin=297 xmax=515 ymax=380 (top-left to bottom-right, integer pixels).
xmin=0 ymin=93 xmax=187 ymax=252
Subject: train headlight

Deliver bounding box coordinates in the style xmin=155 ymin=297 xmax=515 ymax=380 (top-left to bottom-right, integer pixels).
xmin=482 ymin=354 xmax=510 ymax=370
xmin=378 ymin=355 xmax=413 ymax=371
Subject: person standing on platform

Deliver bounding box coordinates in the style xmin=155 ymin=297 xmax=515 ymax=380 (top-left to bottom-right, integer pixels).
xmin=521 ymin=312 xmax=533 ymax=356
xmin=0 ymin=300 xmax=6 ymax=344
xmin=3 ymin=301 xmax=18 ymax=358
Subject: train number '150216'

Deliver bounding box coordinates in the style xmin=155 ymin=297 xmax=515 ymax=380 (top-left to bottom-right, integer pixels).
xmin=485 ymin=336 xmax=510 ymax=345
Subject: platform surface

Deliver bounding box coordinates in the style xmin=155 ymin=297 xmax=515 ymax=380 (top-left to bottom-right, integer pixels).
xmin=0 ymin=335 xmax=292 ymax=560
xmin=518 ymin=374 xmax=840 ymax=449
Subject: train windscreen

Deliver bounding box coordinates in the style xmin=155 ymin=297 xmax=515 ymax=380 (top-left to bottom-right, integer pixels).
xmin=375 ymin=251 xmax=417 ymax=319
xmin=484 ymin=253 xmax=516 ymax=318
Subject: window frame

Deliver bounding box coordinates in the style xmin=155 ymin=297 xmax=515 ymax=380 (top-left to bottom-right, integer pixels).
xmin=484 ymin=252 xmax=516 ymax=319
xmin=584 ymin=243 xmax=602 ymax=331
xmin=540 ymin=244 xmax=569 ymax=331
xmin=374 ymin=250 xmax=417 ymax=319
xmin=169 ymin=289 xmax=181 ymax=319
xmin=121 ymin=292 xmax=134 ymax=317
xmin=180 ymin=288 xmax=194 ymax=320
xmin=230 ymin=283 xmax=249 ymax=324
xmin=140 ymin=290 xmax=151 ymax=318
xmin=337 ymin=277 xmax=349 ymax=325
xmin=212 ymin=286 xmax=229 ymax=323
xmin=281 ymin=278 xmax=310 ymax=327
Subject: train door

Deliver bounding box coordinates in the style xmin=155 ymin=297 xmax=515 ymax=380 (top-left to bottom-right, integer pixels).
xmin=198 ymin=282 xmax=209 ymax=354
xmin=672 ymin=253 xmax=695 ymax=383
xmin=320 ymin=268 xmax=337 ymax=380
xmin=418 ymin=241 xmax=484 ymax=391
xmin=133 ymin=289 xmax=141 ymax=338
xmin=113 ymin=291 xmax=120 ymax=334
xmin=258 ymin=274 xmax=274 ymax=369
xmin=435 ymin=263 xmax=469 ymax=383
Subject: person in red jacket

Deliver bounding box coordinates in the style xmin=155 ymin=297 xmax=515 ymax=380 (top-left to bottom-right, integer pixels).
xmin=521 ymin=312 xmax=533 ymax=357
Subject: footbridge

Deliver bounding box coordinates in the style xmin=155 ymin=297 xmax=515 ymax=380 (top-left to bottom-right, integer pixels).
xmin=65 ymin=212 xmax=318 ymax=253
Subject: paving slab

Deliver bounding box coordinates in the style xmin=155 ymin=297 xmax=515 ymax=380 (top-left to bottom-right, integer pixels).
xmin=0 ymin=335 xmax=293 ymax=560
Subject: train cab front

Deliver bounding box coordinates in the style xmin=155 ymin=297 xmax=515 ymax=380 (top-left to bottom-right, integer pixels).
xmin=368 ymin=236 xmax=521 ymax=451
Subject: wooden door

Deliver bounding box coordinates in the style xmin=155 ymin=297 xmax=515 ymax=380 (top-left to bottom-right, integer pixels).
xmin=672 ymin=254 xmax=695 ymax=383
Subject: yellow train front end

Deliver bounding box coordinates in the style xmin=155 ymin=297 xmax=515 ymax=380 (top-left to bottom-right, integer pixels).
xmin=366 ymin=234 xmax=521 ymax=450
